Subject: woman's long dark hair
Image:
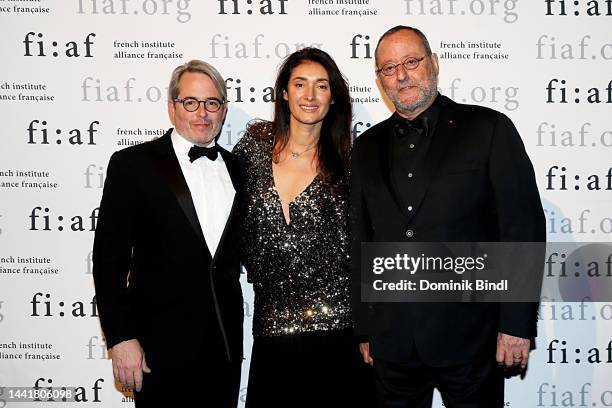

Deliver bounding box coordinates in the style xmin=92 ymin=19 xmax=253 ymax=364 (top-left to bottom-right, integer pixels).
xmin=271 ymin=47 xmax=352 ymax=185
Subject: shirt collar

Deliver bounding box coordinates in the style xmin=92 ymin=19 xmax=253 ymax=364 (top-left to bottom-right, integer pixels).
xmin=392 ymin=93 xmax=441 ymax=138
xmin=171 ymin=129 xmax=219 ymax=162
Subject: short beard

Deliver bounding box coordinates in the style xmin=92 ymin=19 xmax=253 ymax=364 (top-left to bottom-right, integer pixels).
xmin=387 ymin=71 xmax=438 ymax=115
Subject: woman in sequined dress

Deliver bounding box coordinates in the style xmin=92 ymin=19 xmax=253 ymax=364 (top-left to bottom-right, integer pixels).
xmin=233 ymin=48 xmax=376 ymax=407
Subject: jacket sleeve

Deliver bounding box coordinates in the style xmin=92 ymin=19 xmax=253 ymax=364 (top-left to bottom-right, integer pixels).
xmin=92 ymin=151 xmax=138 ymax=348
xmin=349 ymin=140 xmax=374 ymax=341
xmin=488 ymin=113 xmax=546 ymax=339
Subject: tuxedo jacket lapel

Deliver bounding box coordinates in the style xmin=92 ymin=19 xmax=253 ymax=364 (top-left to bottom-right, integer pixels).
xmin=151 ymin=131 xmax=240 ymax=262
xmin=212 ymin=147 xmax=240 ymax=262
xmin=378 ymin=97 xmax=458 ymax=225
xmin=153 ymin=131 xmax=210 ymax=256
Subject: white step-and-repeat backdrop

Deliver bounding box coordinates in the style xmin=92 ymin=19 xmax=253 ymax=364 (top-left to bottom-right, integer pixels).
xmin=1 ymin=0 xmax=611 ymax=406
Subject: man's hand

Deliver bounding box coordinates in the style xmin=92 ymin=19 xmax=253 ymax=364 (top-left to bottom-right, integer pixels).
xmin=496 ymin=332 xmax=530 ymax=369
xmin=111 ymin=339 xmax=151 ymax=392
xmin=359 ymin=342 xmax=374 ymax=366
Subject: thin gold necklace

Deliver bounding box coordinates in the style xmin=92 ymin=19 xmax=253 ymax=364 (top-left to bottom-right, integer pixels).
xmin=287 ymin=143 xmax=317 ymax=159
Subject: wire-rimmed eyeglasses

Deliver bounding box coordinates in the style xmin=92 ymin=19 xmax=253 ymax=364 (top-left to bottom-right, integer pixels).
xmin=376 ymin=56 xmax=427 ymax=76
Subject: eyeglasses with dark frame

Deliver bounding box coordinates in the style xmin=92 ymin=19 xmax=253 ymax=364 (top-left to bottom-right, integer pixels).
xmin=376 ymin=56 xmax=427 ymax=77
xmin=174 ymin=97 xmax=225 ymax=113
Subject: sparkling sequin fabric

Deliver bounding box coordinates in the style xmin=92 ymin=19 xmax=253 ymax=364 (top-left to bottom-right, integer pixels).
xmin=233 ymin=121 xmax=352 ymax=338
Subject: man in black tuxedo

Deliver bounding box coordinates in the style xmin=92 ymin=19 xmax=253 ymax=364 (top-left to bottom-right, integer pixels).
xmin=93 ymin=60 xmax=243 ymax=407
xmin=351 ymin=26 xmax=545 ymax=407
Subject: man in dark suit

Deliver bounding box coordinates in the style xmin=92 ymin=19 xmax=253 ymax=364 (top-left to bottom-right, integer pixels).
xmin=93 ymin=60 xmax=243 ymax=407
xmin=351 ymin=26 xmax=545 ymax=407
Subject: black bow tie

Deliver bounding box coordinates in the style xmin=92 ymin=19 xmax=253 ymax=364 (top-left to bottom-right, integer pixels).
xmin=393 ymin=115 xmax=428 ymax=138
xmin=188 ymin=145 xmax=218 ymax=162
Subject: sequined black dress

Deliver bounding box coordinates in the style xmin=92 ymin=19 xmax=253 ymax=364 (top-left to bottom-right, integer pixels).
xmin=233 ymin=121 xmax=376 ymax=407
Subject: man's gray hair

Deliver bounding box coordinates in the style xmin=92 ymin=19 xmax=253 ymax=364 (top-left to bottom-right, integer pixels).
xmin=168 ymin=59 xmax=227 ymax=102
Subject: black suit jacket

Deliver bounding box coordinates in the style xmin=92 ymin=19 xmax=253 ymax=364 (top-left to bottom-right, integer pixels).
xmin=93 ymin=129 xmax=243 ymax=366
xmin=351 ymin=95 xmax=545 ymax=366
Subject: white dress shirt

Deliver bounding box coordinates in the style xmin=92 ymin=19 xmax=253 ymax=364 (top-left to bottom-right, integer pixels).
xmin=171 ymin=130 xmax=235 ymax=257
